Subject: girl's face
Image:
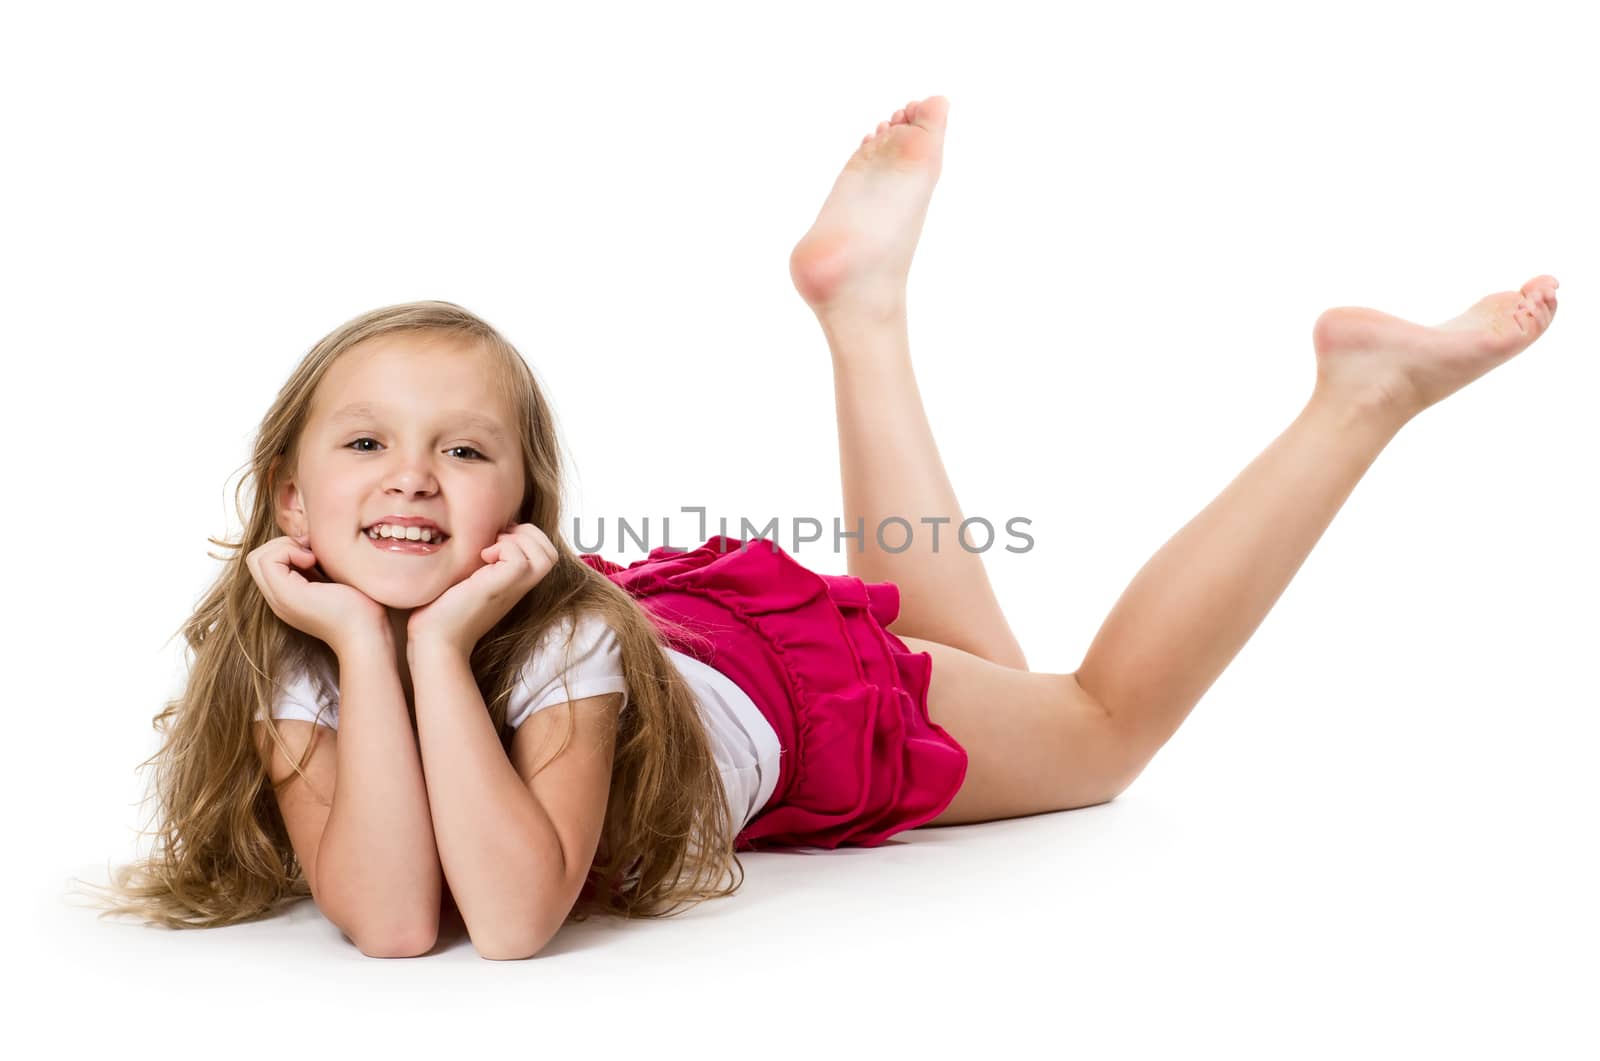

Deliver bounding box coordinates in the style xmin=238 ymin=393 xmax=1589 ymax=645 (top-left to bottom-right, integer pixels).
xmin=276 ymin=332 xmax=525 ymax=611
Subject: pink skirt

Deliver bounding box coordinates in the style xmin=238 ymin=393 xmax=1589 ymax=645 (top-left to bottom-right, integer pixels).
xmin=579 ymin=535 xmax=969 ymax=851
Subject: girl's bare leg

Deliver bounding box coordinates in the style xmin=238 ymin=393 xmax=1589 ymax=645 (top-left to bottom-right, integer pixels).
xmin=915 ymin=276 xmax=1559 ymax=826
xmin=1070 ymin=387 xmax=1413 ymax=772
xmin=930 ymin=275 xmax=1568 ymax=829
xmin=786 ymin=96 xmax=1561 ymax=820
xmin=790 ymin=96 xmax=1029 ymax=670
xmin=1070 ymin=277 xmax=1560 ymax=765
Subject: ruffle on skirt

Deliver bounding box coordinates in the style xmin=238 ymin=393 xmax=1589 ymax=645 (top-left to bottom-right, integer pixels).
xmin=579 ymin=535 xmax=969 ymax=850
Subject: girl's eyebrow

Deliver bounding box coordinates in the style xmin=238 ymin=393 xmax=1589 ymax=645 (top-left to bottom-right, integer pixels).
xmin=327 ymin=401 xmax=509 ymax=443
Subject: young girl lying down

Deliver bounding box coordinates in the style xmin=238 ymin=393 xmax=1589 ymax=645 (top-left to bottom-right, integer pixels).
xmin=78 ymin=95 xmax=1560 ymax=959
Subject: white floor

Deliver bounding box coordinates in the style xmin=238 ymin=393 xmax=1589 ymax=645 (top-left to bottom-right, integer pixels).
xmin=31 ymin=737 xmax=1596 ymax=1058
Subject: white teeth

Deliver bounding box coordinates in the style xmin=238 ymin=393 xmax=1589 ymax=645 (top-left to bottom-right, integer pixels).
xmin=367 ymin=524 xmax=444 ymax=543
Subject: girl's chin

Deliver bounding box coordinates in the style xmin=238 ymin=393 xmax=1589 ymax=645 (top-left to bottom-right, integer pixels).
xmin=359 ymin=579 xmax=449 ymax=611
xmin=372 ymin=593 xmax=435 ymax=607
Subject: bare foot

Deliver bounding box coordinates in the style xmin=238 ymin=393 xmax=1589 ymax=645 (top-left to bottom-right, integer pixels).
xmin=789 ymin=95 xmax=949 ymax=322
xmin=1312 ymin=275 xmax=1560 ymax=423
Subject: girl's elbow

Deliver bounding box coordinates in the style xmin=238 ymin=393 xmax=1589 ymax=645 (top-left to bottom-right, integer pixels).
xmin=473 ymin=914 xmax=561 ymax=961
xmin=473 ymin=928 xmax=551 ymax=961
xmin=353 ymin=919 xmax=438 ymax=958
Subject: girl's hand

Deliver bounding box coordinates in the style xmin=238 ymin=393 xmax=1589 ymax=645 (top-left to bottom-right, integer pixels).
xmin=246 ymin=533 xmax=390 ymax=658
xmin=406 ymin=522 xmax=557 ymax=661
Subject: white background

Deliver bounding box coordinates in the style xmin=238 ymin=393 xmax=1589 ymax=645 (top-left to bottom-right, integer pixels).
xmin=6 ymin=0 xmax=1596 ymax=1056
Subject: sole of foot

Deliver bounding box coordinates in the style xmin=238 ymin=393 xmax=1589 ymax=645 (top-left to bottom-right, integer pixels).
xmin=1312 ymin=275 xmax=1560 ymax=423
xmin=789 ymin=95 xmax=950 ymax=322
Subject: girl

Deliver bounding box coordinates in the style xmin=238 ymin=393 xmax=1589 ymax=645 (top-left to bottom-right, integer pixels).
xmin=79 ymin=95 xmax=1559 ymax=958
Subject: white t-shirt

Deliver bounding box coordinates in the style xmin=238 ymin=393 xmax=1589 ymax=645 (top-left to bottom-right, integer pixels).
xmin=261 ymin=611 xmax=782 ymax=834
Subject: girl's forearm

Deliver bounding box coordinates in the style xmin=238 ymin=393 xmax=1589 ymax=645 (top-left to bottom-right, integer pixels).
xmin=409 ymin=643 xmax=569 ymax=959
xmin=316 ymin=633 xmax=442 ymax=950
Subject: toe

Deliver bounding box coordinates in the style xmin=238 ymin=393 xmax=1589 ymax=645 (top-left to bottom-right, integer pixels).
xmin=1521 ymin=277 xmax=1559 ymax=323
xmin=910 ymin=95 xmax=950 ymax=132
xmin=892 ymin=108 xmax=906 ymax=124
xmin=1521 ymin=274 xmax=1558 ymax=299
xmin=1520 ymin=299 xmax=1550 ymax=334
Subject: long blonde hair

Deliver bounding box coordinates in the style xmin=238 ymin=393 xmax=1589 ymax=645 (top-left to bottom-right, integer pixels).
xmin=71 ymin=301 xmax=744 ymax=929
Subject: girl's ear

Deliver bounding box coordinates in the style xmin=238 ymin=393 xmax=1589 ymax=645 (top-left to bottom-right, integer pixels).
xmin=270 ymin=458 xmax=307 ymax=534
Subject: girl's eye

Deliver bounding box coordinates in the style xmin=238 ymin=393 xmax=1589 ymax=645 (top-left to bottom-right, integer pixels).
xmin=346 ymin=438 xmax=485 ymax=461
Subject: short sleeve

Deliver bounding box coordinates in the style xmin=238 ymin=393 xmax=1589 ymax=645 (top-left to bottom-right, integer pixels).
xmin=506 ymin=610 xmax=630 ymax=730
xmin=259 ymin=662 xmax=340 ymax=731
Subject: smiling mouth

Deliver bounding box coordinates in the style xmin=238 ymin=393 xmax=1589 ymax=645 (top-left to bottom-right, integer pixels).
xmin=362 ymin=526 xmax=450 ymax=544
xmin=364 ymin=531 xmax=449 ymax=553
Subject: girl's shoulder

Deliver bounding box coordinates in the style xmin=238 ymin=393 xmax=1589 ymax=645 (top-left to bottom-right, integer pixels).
xmin=262 ymin=646 xmax=340 ymax=728
xmin=508 ymin=607 xmax=630 ymax=729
